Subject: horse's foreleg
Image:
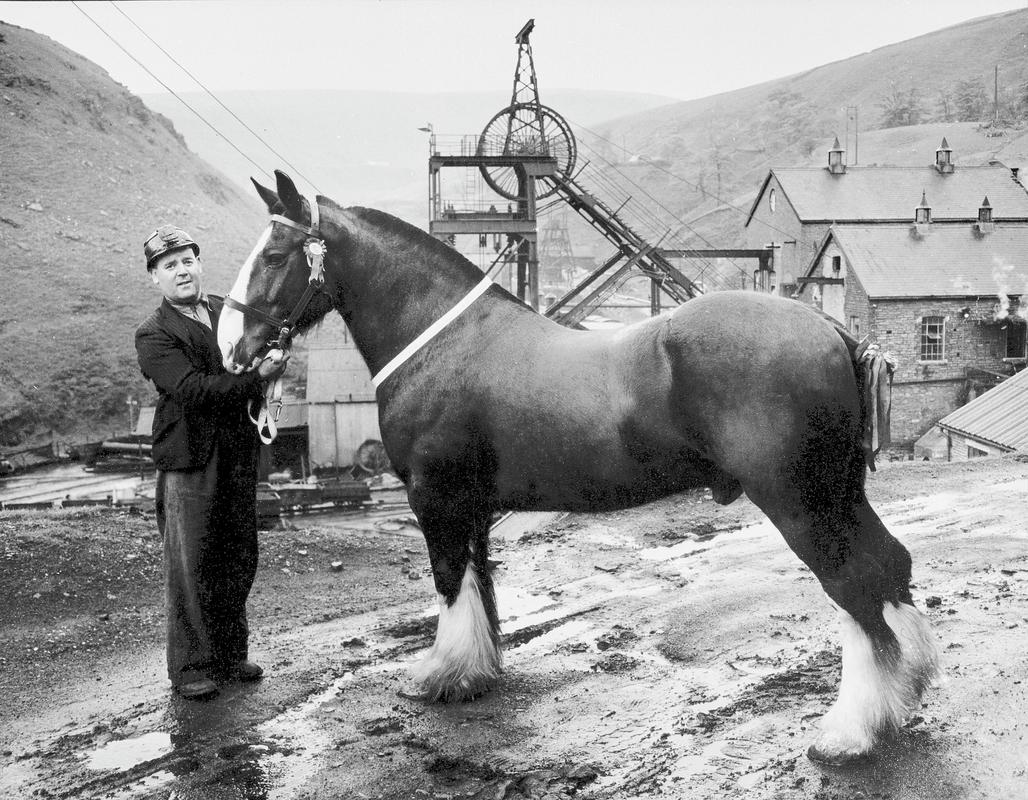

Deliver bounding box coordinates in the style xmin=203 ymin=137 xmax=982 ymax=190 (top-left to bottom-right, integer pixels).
xmin=413 ymin=505 xmax=501 ymax=701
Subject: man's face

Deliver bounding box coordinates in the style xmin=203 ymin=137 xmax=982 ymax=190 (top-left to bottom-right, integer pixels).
xmin=150 ymin=247 xmax=203 ymax=304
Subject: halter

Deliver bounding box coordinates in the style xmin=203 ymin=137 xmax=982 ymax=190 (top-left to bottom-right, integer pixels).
xmin=224 ymin=200 xmax=327 ymax=443
xmin=223 ymin=203 xmax=327 ymax=352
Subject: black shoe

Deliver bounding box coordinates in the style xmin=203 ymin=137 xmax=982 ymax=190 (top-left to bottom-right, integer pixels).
xmin=175 ymin=676 xmax=218 ymax=699
xmin=225 ymin=660 xmax=264 ymax=682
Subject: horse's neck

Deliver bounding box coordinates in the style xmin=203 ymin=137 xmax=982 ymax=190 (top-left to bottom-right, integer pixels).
xmin=328 ymin=210 xmax=486 ymax=376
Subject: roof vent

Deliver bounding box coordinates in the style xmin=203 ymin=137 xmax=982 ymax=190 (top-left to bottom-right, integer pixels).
xmin=827 ymin=136 xmax=846 ymax=175
xmin=915 ymin=190 xmax=932 ymax=224
xmin=974 ymin=196 xmax=995 ymax=236
xmin=935 ymin=137 xmax=954 ymax=174
xmin=912 ymin=190 xmax=932 ymax=238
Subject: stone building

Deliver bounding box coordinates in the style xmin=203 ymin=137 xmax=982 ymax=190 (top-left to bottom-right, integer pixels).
xmin=745 ymin=139 xmax=1028 ymax=446
xmin=743 ymin=138 xmax=1028 ymax=294
xmin=796 ymin=221 xmax=1028 ymax=444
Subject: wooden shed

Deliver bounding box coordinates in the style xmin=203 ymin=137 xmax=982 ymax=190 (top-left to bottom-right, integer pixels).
xmin=303 ymin=315 xmax=381 ymax=471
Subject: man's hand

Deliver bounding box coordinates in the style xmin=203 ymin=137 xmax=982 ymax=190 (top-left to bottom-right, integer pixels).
xmin=257 ymin=349 xmax=289 ymax=382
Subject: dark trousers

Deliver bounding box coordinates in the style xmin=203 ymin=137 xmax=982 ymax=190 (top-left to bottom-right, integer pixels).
xmin=155 ymin=442 xmax=259 ymax=686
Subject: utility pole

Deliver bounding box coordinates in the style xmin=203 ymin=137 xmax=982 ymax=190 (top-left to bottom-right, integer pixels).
xmin=995 ymin=64 xmax=999 ymax=124
xmin=845 ymin=106 xmax=859 ymax=165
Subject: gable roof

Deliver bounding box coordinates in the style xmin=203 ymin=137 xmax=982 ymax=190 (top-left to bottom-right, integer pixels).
xmin=937 ymin=367 xmax=1028 ymax=452
xmin=807 ymin=223 xmax=1028 ymax=299
xmin=747 ymin=165 xmax=1028 ymax=225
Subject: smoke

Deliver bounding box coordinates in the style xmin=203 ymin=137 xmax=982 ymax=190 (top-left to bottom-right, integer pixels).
xmin=992 ymin=257 xmax=1015 ymax=321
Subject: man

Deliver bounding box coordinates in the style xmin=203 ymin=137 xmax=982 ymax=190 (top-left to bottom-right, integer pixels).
xmin=135 ymin=225 xmax=287 ymax=700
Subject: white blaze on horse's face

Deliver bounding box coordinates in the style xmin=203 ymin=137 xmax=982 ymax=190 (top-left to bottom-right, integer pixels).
xmin=219 ymin=225 xmax=273 ymax=373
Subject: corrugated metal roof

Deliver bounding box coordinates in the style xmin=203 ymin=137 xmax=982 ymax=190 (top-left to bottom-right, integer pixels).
xmin=937 ymin=367 xmax=1028 ymax=451
xmin=821 ymin=224 xmax=1028 ymax=298
xmin=772 ymin=165 xmax=1028 ymax=221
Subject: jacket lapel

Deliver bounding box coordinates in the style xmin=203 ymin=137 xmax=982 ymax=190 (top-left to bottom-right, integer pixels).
xmin=158 ymin=299 xmax=223 ymax=373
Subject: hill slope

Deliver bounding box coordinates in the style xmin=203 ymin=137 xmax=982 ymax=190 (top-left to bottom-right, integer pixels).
xmin=0 ymin=20 xmax=266 ymax=446
xmin=590 ymin=8 xmax=1028 ymax=247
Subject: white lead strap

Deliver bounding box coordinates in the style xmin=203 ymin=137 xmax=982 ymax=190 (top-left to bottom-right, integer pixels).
xmin=371 ymin=276 xmax=493 ymax=389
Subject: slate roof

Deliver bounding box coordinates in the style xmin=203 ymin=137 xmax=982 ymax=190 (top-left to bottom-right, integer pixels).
xmin=810 ymin=224 xmax=1028 ymax=299
xmin=937 ymin=367 xmax=1028 ymax=452
xmin=750 ymin=165 xmax=1028 ymax=224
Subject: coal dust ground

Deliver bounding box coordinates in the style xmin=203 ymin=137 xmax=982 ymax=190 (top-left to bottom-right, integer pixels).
xmin=1 ymin=457 xmax=1027 ymax=799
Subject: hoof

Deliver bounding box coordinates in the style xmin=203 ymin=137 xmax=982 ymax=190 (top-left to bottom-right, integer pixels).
xmin=806 ymin=742 xmax=872 ymax=767
xmin=418 ymin=673 xmax=495 ymax=703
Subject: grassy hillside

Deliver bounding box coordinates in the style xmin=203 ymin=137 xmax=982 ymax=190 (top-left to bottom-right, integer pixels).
xmin=589 ymin=8 xmax=1028 ymax=248
xmin=0 ymin=20 xmax=267 ymax=447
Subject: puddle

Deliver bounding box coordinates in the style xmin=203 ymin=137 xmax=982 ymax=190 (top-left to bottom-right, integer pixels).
xmin=495 ymin=585 xmax=555 ymax=622
xmin=84 ymin=731 xmax=174 ymax=771
xmin=641 ymin=519 xmax=777 ymax=575
xmin=507 ymin=618 xmax=594 ymax=656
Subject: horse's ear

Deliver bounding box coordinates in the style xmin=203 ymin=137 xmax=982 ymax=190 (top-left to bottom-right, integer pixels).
xmin=251 ymin=177 xmax=281 ymax=214
xmin=274 ymin=170 xmax=304 ymax=222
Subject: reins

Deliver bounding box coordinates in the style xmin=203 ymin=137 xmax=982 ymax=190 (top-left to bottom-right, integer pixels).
xmin=224 ymin=200 xmax=327 ymax=444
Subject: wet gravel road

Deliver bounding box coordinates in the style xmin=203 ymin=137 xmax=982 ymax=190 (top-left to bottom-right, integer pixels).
xmin=1 ymin=457 xmax=1027 ymax=799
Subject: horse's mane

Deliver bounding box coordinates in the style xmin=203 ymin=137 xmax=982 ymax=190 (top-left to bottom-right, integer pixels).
xmin=322 ymin=199 xmax=485 ymax=282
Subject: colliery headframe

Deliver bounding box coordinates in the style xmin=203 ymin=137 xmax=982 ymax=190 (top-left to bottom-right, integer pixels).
xmin=423 ymin=18 xmax=775 ymax=326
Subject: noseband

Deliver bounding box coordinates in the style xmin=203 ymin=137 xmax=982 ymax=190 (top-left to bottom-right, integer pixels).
xmin=223 ymin=202 xmax=328 ymax=352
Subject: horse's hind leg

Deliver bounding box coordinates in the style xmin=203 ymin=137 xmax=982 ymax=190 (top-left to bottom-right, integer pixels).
xmin=409 ymin=493 xmax=501 ymax=701
xmin=808 ymin=500 xmax=938 ymax=763
xmin=748 ymin=475 xmax=939 ymax=763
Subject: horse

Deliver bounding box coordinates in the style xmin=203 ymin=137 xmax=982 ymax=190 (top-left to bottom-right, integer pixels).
xmin=217 ymin=170 xmax=939 ymax=765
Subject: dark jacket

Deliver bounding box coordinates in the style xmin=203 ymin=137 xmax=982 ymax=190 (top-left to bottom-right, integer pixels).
xmin=135 ymin=295 xmax=264 ymax=471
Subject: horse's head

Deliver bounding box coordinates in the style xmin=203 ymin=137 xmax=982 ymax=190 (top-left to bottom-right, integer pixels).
xmin=219 ymin=170 xmax=335 ymax=373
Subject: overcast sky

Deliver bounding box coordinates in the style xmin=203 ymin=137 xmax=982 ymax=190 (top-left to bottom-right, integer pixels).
xmin=2 ymin=0 xmax=1026 ymax=101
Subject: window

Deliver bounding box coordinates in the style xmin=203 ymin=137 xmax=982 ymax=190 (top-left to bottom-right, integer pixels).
xmin=769 ymin=188 xmax=777 ymax=212
xmin=920 ymin=316 xmax=945 ymax=361
xmin=968 ymin=445 xmax=989 ymax=459
xmin=1005 ymin=320 xmax=1026 ymax=359
xmin=849 ymin=315 xmax=861 ymax=336
xmin=831 ymin=255 xmax=842 ymax=274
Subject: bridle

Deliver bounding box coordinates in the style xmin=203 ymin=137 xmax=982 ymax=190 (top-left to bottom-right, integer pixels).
xmin=224 ymin=199 xmax=328 ymax=443
xmin=223 ymin=202 xmax=328 ymax=352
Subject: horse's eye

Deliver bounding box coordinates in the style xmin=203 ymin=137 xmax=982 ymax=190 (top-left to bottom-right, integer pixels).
xmin=264 ymin=253 xmax=287 ymax=269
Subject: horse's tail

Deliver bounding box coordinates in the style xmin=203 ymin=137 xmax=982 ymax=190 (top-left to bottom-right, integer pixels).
xmin=814 ymin=312 xmax=895 ymax=473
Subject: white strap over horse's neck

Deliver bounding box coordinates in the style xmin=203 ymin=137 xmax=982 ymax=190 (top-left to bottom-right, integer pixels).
xmin=371 ymin=276 xmax=493 ymax=389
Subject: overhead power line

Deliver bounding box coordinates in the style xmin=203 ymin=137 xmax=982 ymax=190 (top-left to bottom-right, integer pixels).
xmin=71 ymin=1 xmax=275 ymax=184
xmin=109 ymin=1 xmax=321 ymax=193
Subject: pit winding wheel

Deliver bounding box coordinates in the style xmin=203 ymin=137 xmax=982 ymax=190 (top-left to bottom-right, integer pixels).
xmin=477 ymin=102 xmax=577 ymax=200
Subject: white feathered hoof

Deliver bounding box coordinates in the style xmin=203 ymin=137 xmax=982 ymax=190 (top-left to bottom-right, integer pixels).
xmin=414 ymin=648 xmax=500 ymax=702
xmin=413 ymin=563 xmax=502 ymax=702
xmin=807 ymin=728 xmax=875 ymax=766
xmin=807 ymin=601 xmax=940 ymax=765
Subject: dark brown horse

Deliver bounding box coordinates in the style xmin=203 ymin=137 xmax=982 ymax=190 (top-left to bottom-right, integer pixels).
xmin=218 ymin=171 xmax=938 ymax=765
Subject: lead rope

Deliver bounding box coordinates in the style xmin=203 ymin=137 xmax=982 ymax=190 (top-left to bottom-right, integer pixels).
xmin=250 ymin=348 xmax=287 ymax=444
xmin=247 ymin=199 xmax=325 ymax=444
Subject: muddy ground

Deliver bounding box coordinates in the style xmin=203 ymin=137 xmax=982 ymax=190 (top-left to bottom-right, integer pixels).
xmin=1 ymin=457 xmax=1027 ymax=800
